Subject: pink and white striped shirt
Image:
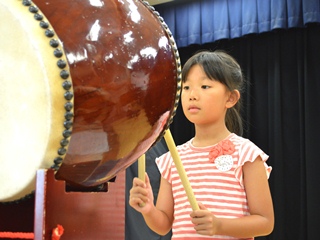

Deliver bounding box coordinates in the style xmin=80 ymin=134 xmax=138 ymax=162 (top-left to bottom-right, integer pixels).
xmin=156 ymin=133 xmax=271 ymax=240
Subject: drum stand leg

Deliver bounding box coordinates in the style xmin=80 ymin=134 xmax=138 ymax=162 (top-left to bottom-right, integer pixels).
xmin=34 ymin=169 xmax=126 ymax=240
xmin=34 ymin=169 xmax=126 ymax=239
xmin=0 ymin=169 xmax=126 ymax=240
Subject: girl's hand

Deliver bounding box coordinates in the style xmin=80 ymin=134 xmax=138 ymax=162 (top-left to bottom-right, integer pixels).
xmin=190 ymin=202 xmax=221 ymax=236
xmin=129 ymin=173 xmax=154 ymax=214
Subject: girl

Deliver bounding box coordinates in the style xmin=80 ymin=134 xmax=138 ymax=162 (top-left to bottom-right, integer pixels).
xmin=129 ymin=50 xmax=274 ymax=239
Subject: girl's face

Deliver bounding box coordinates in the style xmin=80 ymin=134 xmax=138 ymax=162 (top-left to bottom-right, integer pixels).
xmin=181 ymin=64 xmax=232 ymax=126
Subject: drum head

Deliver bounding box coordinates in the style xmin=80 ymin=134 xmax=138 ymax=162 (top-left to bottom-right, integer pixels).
xmin=0 ymin=0 xmax=73 ymax=202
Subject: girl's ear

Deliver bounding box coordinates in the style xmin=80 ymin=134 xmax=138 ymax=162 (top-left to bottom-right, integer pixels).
xmin=226 ymin=90 xmax=240 ymax=108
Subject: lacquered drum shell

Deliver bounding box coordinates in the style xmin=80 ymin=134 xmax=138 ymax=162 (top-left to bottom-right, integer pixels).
xmin=33 ymin=0 xmax=181 ymax=187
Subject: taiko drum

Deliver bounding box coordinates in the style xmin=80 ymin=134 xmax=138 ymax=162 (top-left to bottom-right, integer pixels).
xmin=0 ymin=0 xmax=181 ymax=202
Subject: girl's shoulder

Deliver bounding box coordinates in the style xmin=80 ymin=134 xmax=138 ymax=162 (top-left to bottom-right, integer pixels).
xmin=229 ymin=133 xmax=259 ymax=149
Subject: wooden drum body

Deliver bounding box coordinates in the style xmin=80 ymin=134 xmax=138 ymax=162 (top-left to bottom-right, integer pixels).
xmin=0 ymin=0 xmax=181 ymax=202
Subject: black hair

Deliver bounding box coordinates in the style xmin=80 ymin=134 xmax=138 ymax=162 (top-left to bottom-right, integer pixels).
xmin=181 ymin=50 xmax=245 ymax=136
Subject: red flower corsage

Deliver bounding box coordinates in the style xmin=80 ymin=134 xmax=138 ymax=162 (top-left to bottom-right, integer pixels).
xmin=208 ymin=139 xmax=235 ymax=163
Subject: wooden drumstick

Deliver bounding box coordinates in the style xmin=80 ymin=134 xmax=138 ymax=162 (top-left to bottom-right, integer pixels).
xmin=138 ymin=154 xmax=146 ymax=182
xmin=164 ymin=129 xmax=199 ymax=211
xmin=138 ymin=154 xmax=146 ymax=207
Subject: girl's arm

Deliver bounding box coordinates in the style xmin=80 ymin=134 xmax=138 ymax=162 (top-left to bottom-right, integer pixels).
xmin=129 ymin=175 xmax=174 ymax=236
xmin=190 ymin=156 xmax=274 ymax=237
xmin=143 ymin=176 xmax=174 ymax=235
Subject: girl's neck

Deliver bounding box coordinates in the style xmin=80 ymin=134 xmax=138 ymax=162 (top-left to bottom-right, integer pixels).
xmin=192 ymin=125 xmax=231 ymax=147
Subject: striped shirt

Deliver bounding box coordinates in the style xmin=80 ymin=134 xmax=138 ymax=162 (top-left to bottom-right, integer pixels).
xmin=156 ymin=133 xmax=271 ymax=240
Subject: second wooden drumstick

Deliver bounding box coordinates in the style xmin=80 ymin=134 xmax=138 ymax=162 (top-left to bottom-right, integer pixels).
xmin=164 ymin=129 xmax=199 ymax=211
xmin=138 ymin=154 xmax=146 ymax=207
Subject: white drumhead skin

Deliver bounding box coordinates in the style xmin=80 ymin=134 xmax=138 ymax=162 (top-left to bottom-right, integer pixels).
xmin=0 ymin=0 xmax=72 ymax=202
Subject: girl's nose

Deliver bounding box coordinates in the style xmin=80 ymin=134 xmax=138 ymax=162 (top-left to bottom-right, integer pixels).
xmin=189 ymin=90 xmax=198 ymax=100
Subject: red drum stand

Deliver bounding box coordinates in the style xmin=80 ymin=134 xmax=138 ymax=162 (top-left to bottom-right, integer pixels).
xmin=0 ymin=169 xmax=126 ymax=240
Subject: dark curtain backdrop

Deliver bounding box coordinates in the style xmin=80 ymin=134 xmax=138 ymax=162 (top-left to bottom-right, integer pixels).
xmin=152 ymin=1 xmax=320 ymax=239
xmin=126 ymin=1 xmax=320 ymax=239
xmin=167 ymin=24 xmax=320 ymax=240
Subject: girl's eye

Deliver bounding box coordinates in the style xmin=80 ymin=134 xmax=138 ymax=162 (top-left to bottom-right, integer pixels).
xmin=201 ymin=85 xmax=210 ymax=89
xmin=183 ymin=86 xmax=189 ymax=90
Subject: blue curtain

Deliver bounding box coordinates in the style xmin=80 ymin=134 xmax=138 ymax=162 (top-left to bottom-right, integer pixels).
xmin=155 ymin=0 xmax=320 ymax=48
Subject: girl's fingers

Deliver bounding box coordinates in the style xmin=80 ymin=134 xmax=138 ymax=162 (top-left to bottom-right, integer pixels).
xmin=133 ymin=177 xmax=146 ymax=187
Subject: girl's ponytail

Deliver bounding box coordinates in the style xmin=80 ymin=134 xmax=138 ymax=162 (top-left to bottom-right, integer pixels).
xmin=226 ymin=101 xmax=243 ymax=136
